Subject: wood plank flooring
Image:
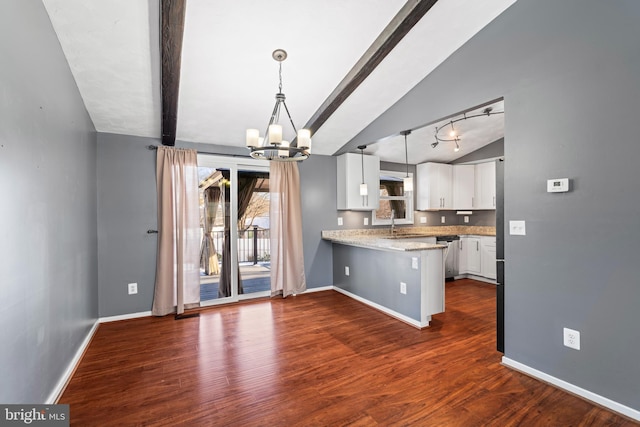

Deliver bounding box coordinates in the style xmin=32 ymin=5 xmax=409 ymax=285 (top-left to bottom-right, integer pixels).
xmin=60 ymin=279 xmax=637 ymax=426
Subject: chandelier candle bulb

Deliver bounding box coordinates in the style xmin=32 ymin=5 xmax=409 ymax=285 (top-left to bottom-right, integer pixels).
xmin=297 ymin=129 xmax=311 ymax=150
xmin=268 ymin=124 xmax=283 ymax=144
xmin=279 ymin=140 xmax=290 ymax=157
xmin=246 ymin=129 xmax=260 ymax=147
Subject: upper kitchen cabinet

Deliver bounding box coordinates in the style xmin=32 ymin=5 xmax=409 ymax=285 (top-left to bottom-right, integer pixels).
xmin=474 ymin=161 xmax=496 ymax=209
xmin=416 ymin=162 xmax=452 ymax=210
xmin=452 ymin=164 xmax=475 ymax=210
xmin=337 ymin=153 xmax=380 ymax=210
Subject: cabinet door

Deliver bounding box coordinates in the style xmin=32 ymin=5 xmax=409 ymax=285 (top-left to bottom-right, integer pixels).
xmin=467 ymin=237 xmax=481 ymax=275
xmin=458 ymin=237 xmax=468 ymax=274
xmin=453 ymin=164 xmax=475 ymax=210
xmin=480 ymin=237 xmax=497 ymax=280
xmin=475 ymin=161 xmax=496 ymax=209
xmin=337 ymin=153 xmax=380 ymax=210
xmin=416 ymin=162 xmax=452 ymax=210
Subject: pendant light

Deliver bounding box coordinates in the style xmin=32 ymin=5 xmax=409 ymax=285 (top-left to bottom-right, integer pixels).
xmin=357 ymin=145 xmax=368 ymax=205
xmin=401 ymin=130 xmax=413 ymax=193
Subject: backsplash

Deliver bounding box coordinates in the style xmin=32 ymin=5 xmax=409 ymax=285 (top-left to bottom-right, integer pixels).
xmin=334 ymin=210 xmax=495 ymax=230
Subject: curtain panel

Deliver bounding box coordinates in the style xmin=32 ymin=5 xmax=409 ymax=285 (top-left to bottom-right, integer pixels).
xmin=270 ymin=162 xmax=306 ymax=297
xmin=152 ymin=146 xmax=201 ymax=316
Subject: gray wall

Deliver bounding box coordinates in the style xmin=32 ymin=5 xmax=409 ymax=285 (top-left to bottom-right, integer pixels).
xmin=0 ymin=0 xmax=98 ymax=403
xmin=452 ymin=138 xmax=503 ymax=164
xmin=340 ymin=0 xmax=640 ymax=411
xmin=97 ymin=134 xmax=335 ymax=317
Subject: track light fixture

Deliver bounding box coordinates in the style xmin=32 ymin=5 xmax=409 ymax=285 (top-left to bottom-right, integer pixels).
xmin=432 ymin=106 xmax=504 ymax=152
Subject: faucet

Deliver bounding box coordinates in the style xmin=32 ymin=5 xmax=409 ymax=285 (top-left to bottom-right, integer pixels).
xmin=390 ymin=209 xmax=396 ymax=235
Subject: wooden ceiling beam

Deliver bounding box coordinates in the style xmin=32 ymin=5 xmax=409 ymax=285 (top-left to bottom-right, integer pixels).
xmin=303 ymin=0 xmax=439 ymax=142
xmin=160 ymin=0 xmax=187 ymax=146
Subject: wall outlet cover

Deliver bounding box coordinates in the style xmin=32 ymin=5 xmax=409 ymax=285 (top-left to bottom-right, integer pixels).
xmin=345 ymin=266 xmax=350 ymax=276
xmin=509 ymin=220 xmax=526 ymax=235
xmin=400 ymin=282 xmax=407 ymax=294
xmin=420 ymin=217 xmax=427 ymax=224
xmin=464 ymin=216 xmax=469 ymax=223
xmin=128 ymin=282 xmax=138 ymax=295
xmin=563 ymin=327 xmax=580 ymax=350
xmin=441 ymin=216 xmax=446 ymax=224
xmin=337 ymin=217 xmax=343 ymax=226
xmin=364 ymin=217 xmax=369 ymax=225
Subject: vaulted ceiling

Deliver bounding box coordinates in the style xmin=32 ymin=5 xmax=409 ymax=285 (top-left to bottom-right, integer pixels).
xmin=42 ymin=0 xmax=515 ymax=163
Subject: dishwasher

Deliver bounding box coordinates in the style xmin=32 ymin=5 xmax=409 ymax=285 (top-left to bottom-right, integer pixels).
xmin=436 ymin=235 xmax=460 ymax=280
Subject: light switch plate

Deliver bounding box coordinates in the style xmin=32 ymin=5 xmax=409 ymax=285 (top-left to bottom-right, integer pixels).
xmin=441 ymin=216 xmax=446 ymax=224
xmin=345 ymin=266 xmax=350 ymax=276
xmin=509 ymin=220 xmax=526 ymax=235
xmin=411 ymin=257 xmax=419 ymax=269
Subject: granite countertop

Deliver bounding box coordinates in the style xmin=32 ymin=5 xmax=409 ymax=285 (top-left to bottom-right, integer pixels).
xmin=321 ymin=225 xmax=495 ymax=252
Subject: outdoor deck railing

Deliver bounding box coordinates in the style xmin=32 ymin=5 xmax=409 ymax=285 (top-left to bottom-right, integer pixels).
xmin=202 ymin=227 xmax=270 ymax=264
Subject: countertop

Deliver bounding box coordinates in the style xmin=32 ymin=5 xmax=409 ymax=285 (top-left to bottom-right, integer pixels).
xmin=321 ymin=226 xmax=495 ymax=252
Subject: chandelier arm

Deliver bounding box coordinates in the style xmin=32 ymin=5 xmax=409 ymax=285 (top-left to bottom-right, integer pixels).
xmin=280 ymin=100 xmax=298 ymax=135
xmin=264 ymin=99 xmax=283 ymax=144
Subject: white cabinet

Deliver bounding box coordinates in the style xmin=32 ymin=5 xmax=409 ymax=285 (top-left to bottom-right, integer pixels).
xmin=416 ymin=162 xmax=452 ymax=210
xmin=480 ymin=236 xmax=497 ymax=280
xmin=337 ymin=153 xmax=380 ymax=210
xmin=474 ymin=161 xmax=496 ymax=209
xmin=459 ymin=236 xmax=481 ymax=275
xmin=452 ymin=164 xmax=475 ymax=210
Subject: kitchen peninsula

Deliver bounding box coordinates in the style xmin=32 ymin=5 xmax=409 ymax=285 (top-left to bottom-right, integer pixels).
xmin=322 ymin=226 xmax=495 ymax=328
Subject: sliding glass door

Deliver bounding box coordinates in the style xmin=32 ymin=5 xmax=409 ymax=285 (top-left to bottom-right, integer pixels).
xmin=197 ymin=155 xmax=270 ymax=305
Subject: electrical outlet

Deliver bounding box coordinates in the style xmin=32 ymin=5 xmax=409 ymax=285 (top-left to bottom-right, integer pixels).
xmin=411 ymin=257 xmax=419 ymax=270
xmin=400 ymin=282 xmax=407 ymax=294
xmin=441 ymin=216 xmax=446 ymax=224
xmin=128 ymin=282 xmax=138 ymax=295
xmin=563 ymin=327 xmax=580 ymax=350
xmin=509 ymin=220 xmax=526 ymax=235
xmin=345 ymin=266 xmax=350 ymax=276
xmin=420 ymin=217 xmax=427 ymax=224
xmin=464 ymin=216 xmax=469 ymax=223
xmin=337 ymin=217 xmax=343 ymax=226
xmin=364 ymin=217 xmax=369 ymax=226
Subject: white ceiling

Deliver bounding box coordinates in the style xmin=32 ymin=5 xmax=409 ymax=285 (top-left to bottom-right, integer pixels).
xmin=366 ymin=99 xmax=505 ymax=164
xmin=42 ymin=0 xmax=515 ymax=162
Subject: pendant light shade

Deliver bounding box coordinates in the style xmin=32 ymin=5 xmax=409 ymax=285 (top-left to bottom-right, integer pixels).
xmin=401 ymin=130 xmax=413 ymax=193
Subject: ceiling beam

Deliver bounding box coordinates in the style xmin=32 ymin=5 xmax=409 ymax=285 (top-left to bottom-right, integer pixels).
xmin=160 ymin=0 xmax=187 ymax=146
xmin=303 ymin=0 xmax=439 ymax=141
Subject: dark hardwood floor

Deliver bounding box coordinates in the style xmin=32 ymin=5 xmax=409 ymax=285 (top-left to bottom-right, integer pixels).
xmin=61 ymin=279 xmax=636 ymax=426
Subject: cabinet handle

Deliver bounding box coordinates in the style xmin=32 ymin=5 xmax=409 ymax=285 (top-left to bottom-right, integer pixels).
xmin=493 ymin=196 xmax=496 ymax=207
xmin=472 ymin=197 xmax=474 ymax=207
xmin=476 ymin=241 xmax=479 ymax=251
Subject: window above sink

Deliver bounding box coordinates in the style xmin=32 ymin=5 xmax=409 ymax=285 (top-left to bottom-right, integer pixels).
xmin=372 ymin=170 xmax=414 ymax=226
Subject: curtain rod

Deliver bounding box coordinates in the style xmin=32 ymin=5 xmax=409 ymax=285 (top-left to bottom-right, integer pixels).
xmin=146 ymin=144 xmax=251 ymax=158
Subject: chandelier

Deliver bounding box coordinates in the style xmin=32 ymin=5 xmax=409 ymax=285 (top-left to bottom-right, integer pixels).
xmin=245 ymin=49 xmax=311 ymax=161
xmin=431 ymin=107 xmax=504 ymax=152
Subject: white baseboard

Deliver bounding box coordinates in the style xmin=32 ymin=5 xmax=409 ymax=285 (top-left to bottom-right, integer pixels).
xmin=46 ymin=320 xmax=99 ymax=404
xmin=99 ymin=310 xmax=152 ymax=323
xmin=332 ymin=287 xmax=426 ymax=328
xmin=303 ymin=285 xmax=334 ymax=293
xmin=502 ymin=357 xmax=640 ymax=422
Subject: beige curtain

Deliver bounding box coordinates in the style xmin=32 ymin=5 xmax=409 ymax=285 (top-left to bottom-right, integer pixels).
xmin=270 ymin=162 xmax=306 ymax=297
xmin=200 ymin=186 xmax=220 ymax=275
xmin=152 ymin=146 xmax=201 ymax=316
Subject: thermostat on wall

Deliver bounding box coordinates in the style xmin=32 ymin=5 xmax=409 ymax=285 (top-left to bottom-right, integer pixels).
xmin=547 ymin=178 xmax=569 ymax=193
